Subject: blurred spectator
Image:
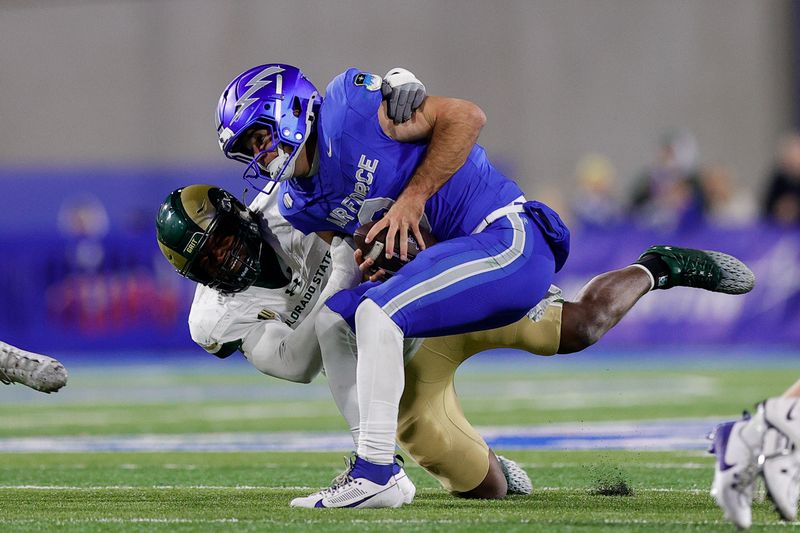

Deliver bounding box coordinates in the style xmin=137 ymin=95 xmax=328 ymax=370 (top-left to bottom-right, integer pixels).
xmin=699 ymin=164 xmax=757 ymax=227
xmin=56 ymin=193 xmax=110 ymax=272
xmin=630 ymin=129 xmax=706 ymax=231
xmin=763 ymin=132 xmax=800 ymax=226
xmin=569 ymin=153 xmax=624 ymax=230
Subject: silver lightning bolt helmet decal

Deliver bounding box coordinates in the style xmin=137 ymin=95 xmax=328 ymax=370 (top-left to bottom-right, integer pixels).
xmin=232 ymin=66 xmax=285 ymax=123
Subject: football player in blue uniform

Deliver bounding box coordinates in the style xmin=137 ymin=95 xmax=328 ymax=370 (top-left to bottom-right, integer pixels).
xmin=216 ymin=64 xmax=569 ymax=508
xmin=214 ymin=64 xmax=755 ymax=508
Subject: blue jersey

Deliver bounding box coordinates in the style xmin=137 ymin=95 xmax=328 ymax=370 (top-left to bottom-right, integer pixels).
xmin=279 ymin=68 xmax=525 ymax=241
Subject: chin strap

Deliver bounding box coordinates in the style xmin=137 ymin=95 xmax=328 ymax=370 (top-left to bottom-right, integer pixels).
xmin=308 ymin=143 xmax=320 ymax=175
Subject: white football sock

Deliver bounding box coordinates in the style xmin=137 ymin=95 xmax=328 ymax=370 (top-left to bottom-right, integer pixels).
xmin=355 ymin=299 xmax=404 ymax=465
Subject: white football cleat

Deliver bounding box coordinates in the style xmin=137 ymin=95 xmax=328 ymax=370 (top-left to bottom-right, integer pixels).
xmin=290 ymin=455 xmax=406 ymax=509
xmin=710 ymin=412 xmax=767 ymax=529
xmin=0 ymin=341 xmax=68 ymax=393
xmin=321 ymin=453 xmax=415 ymax=505
xmin=393 ymin=455 xmax=416 ymax=504
xmin=762 ymin=428 xmax=800 ymax=522
xmin=761 ymin=397 xmax=800 ymax=522
xmin=497 ymin=455 xmax=533 ymax=495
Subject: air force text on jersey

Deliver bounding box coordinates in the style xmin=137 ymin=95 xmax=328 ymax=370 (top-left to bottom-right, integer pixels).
xmin=326 ymin=155 xmax=379 ymax=229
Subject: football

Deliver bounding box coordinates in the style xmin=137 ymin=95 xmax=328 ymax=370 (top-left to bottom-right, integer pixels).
xmin=353 ymin=220 xmax=437 ymax=275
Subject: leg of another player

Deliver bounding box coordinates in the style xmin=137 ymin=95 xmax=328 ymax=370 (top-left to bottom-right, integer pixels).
xmin=557 ymin=266 xmax=651 ymax=353
xmin=456 ymin=450 xmax=507 ymax=498
xmin=397 ymin=335 xmax=532 ymax=499
xmin=500 ymin=245 xmax=753 ymax=356
xmin=0 ymin=341 xmax=68 ymax=393
xmin=758 ymin=380 xmax=800 ymax=525
xmin=711 ymin=379 xmax=800 ymax=528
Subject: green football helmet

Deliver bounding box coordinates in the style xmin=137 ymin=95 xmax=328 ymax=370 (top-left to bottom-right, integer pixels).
xmin=156 ymin=185 xmax=263 ymax=293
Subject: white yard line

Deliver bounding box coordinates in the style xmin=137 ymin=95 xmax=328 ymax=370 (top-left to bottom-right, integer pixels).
xmin=0 ymin=485 xmax=706 ymax=493
xmin=0 ymin=485 xmax=313 ymax=490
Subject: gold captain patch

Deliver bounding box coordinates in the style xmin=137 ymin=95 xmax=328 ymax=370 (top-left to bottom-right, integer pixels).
xmin=257 ymin=309 xmax=278 ymax=321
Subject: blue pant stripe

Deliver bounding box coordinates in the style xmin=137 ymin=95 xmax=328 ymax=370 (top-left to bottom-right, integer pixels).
xmin=381 ymin=212 xmax=526 ymax=318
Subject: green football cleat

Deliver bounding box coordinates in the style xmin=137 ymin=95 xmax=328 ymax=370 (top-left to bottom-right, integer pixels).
xmin=639 ymin=245 xmax=755 ymax=294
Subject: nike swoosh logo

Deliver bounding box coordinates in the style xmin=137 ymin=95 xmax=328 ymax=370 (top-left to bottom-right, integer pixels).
xmin=788 ymin=401 xmax=798 ymax=421
xmin=327 ymin=138 xmax=333 ymax=157
xmin=314 ymin=492 xmax=378 ymax=509
xmin=315 ymin=482 xmax=399 ymax=508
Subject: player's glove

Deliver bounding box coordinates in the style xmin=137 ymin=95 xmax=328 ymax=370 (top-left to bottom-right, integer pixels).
xmin=381 ymin=68 xmax=426 ymax=124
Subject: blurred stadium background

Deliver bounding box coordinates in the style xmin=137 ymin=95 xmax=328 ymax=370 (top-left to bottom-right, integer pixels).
xmin=2 ymin=1 xmax=800 ymax=528
xmin=1 ymin=0 xmax=797 ymax=354
xmin=0 ymin=0 xmax=799 ymax=485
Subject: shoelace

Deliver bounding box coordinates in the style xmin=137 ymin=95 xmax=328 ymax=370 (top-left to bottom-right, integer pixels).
xmin=323 ymin=455 xmax=357 ymax=496
xmin=322 ymin=453 xmax=404 ymax=497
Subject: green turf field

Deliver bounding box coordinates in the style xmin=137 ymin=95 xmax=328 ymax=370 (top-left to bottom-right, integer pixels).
xmin=0 ymin=450 xmax=792 ymax=531
xmin=0 ymin=352 xmax=797 ymax=531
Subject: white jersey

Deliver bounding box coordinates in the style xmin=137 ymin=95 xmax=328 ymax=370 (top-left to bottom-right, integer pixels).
xmin=188 ymin=191 xmax=332 ymax=355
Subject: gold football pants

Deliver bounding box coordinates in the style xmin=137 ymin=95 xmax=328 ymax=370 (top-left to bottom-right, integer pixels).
xmin=396 ymin=302 xmax=563 ymax=492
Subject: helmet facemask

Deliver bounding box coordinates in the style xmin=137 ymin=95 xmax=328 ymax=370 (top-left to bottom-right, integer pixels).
xmin=241 ymin=92 xmax=319 ymax=194
xmin=184 ymin=211 xmax=263 ymax=294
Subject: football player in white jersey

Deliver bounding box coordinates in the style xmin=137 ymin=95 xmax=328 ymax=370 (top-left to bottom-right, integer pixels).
xmin=0 ymin=341 xmax=68 ymax=393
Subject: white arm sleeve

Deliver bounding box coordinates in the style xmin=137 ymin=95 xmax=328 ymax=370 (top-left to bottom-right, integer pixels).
xmin=240 ymin=236 xmax=362 ymax=384
xmin=240 ymin=318 xmax=321 ymax=384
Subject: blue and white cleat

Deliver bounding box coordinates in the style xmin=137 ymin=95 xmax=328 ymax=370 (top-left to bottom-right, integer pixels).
xmin=320 ymin=453 xmax=415 ymax=504
xmin=761 ymin=398 xmax=800 ymax=523
xmin=392 ymin=455 xmax=416 ymax=504
xmin=497 ymin=455 xmax=533 ymax=495
xmin=762 ymin=428 xmax=800 ymax=522
xmin=709 ymin=412 xmax=767 ymax=529
xmin=290 ymin=455 xmax=406 ymax=509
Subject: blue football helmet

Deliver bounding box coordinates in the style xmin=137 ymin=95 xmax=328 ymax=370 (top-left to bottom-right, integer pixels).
xmin=215 ymin=64 xmax=320 ymax=191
